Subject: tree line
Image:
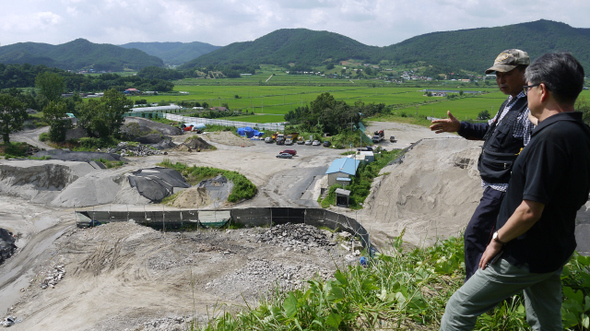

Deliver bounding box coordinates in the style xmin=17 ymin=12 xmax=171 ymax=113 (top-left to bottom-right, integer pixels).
xmin=0 ymin=72 xmax=133 ymax=146
xmin=0 ymin=63 xmax=174 ymax=93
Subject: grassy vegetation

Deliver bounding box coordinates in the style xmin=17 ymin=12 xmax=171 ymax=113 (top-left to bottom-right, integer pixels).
xmin=321 ymin=149 xmax=402 ymax=209
xmin=128 ymin=78 xmax=590 ymax=125
xmin=127 ymin=83 xmax=504 ymax=123
xmin=158 ymin=159 xmax=257 ymax=203
xmin=0 ymin=142 xmax=32 ymax=158
xmin=196 ymin=233 xmax=590 ymax=330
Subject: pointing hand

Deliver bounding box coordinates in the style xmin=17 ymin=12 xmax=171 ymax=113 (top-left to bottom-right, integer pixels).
xmin=430 ymin=111 xmax=460 ymax=133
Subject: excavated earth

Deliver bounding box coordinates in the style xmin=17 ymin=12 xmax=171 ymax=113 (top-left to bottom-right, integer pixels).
xmin=1 ymin=121 xmax=589 ymax=330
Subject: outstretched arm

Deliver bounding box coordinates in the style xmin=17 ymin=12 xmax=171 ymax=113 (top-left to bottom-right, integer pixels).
xmin=430 ymin=111 xmax=461 ymax=133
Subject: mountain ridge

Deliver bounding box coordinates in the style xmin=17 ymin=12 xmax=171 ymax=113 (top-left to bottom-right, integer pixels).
xmin=1 ymin=19 xmax=589 ymax=75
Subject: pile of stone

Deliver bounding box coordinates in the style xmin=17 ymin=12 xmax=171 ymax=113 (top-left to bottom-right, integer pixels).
xmin=0 ymin=228 xmax=16 ymax=265
xmin=106 ymin=142 xmax=164 ymax=157
xmin=40 ymin=265 xmax=66 ymax=289
xmin=125 ymin=316 xmax=190 ymax=331
xmin=205 ymin=257 xmax=335 ymax=297
xmin=255 ymin=222 xmax=335 ymax=251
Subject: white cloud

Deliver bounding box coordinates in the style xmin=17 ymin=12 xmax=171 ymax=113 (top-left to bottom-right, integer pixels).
xmin=0 ymin=0 xmax=589 ymax=47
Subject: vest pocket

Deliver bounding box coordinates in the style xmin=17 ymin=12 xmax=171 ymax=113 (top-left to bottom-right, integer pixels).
xmin=479 ymin=149 xmax=517 ymax=183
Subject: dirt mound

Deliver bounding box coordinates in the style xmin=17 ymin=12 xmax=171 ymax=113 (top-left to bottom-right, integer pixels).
xmin=175 ymin=136 xmax=214 ymax=152
xmin=170 ymin=186 xmax=212 ymax=208
xmin=123 ymin=117 xmax=183 ymax=137
xmin=0 ymin=160 xmax=104 ymax=204
xmin=202 ymin=131 xmax=256 ymax=147
xmin=170 ymin=175 xmax=233 ymax=209
xmin=361 ymin=137 xmax=483 ymax=250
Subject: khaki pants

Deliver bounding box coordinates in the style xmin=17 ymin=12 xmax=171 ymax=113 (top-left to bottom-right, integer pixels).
xmin=440 ymin=258 xmax=563 ymax=331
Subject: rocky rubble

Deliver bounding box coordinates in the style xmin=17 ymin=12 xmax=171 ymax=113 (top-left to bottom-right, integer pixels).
xmin=106 ymin=142 xmax=165 ymax=156
xmin=123 ymin=316 xmax=191 ymax=331
xmin=40 ymin=265 xmax=66 ymax=289
xmin=255 ymin=222 xmax=335 ymax=250
xmin=205 ymin=257 xmax=335 ymax=298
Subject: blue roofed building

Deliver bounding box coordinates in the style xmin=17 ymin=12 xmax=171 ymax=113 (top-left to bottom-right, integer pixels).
xmin=326 ymin=158 xmax=360 ymax=187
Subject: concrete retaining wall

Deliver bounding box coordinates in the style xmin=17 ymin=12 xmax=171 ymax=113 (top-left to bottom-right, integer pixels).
xmin=76 ymin=207 xmax=372 ymax=250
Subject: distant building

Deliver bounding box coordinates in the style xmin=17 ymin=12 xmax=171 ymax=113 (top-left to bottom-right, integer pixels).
xmin=124 ymin=88 xmax=140 ymax=95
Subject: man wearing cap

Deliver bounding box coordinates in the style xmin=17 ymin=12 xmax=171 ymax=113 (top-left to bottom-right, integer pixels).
xmin=430 ymin=49 xmax=535 ymax=281
xmin=439 ymin=52 xmax=590 ymax=330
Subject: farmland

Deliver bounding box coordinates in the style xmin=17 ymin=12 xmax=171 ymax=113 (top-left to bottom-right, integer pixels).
xmin=125 ymin=75 xmax=590 ymax=124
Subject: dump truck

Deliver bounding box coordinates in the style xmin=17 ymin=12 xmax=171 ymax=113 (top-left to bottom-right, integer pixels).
xmin=372 ymin=130 xmax=384 ymax=143
xmin=275 ymin=133 xmax=285 ymax=145
xmin=284 ymin=133 xmax=299 ymax=145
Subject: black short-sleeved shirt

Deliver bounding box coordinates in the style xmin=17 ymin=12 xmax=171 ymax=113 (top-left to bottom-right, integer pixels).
xmin=496 ymin=112 xmax=590 ymax=273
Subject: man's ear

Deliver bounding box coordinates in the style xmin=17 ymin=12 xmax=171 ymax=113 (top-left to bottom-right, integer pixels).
xmin=539 ymin=83 xmax=549 ymax=102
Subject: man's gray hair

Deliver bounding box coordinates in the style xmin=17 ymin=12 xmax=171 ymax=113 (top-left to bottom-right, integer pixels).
xmin=525 ymin=52 xmax=585 ymax=105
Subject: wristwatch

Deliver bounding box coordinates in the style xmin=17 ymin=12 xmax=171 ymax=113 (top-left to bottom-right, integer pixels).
xmin=492 ymin=231 xmax=506 ymax=246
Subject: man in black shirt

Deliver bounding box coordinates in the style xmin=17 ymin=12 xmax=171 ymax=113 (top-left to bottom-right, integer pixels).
xmin=440 ymin=52 xmax=590 ymax=330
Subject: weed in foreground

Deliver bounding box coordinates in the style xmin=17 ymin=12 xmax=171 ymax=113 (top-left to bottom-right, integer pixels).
xmin=194 ymin=232 xmax=590 ymax=330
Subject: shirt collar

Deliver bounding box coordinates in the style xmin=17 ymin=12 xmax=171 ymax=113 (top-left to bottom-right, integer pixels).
xmin=532 ymin=112 xmax=583 ymax=137
xmin=506 ymin=91 xmax=527 ymax=107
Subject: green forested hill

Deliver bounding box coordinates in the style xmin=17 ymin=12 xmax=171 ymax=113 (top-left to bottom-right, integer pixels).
xmin=386 ymin=19 xmax=590 ymax=73
xmin=0 ymin=39 xmax=164 ymax=71
xmin=120 ymin=41 xmax=220 ymax=66
xmin=181 ymin=20 xmax=590 ymax=75
xmin=2 ymin=20 xmax=590 ymax=76
xmin=180 ymin=28 xmax=383 ymax=70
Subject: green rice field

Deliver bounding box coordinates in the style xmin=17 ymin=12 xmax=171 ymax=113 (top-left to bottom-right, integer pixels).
xmin=126 ymin=76 xmax=590 ymax=124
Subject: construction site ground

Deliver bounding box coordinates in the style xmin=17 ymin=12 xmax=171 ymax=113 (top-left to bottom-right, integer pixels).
xmin=2 ymin=121 xmax=589 ymax=330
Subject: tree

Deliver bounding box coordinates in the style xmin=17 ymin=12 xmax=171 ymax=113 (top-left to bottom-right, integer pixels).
xmin=576 ymin=97 xmax=590 ymax=126
xmin=35 ymin=72 xmax=65 ymax=106
xmin=78 ymin=89 xmax=132 ymax=138
xmin=477 ymin=110 xmax=491 ymax=120
xmin=43 ymin=101 xmax=71 ymax=142
xmin=0 ymin=94 xmax=27 ymax=144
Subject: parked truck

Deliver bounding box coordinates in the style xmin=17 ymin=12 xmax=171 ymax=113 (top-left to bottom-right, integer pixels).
xmin=275 ymin=133 xmax=285 ymax=145
xmin=284 ymin=133 xmax=299 ymax=145
xmin=371 ymin=130 xmax=385 ymax=143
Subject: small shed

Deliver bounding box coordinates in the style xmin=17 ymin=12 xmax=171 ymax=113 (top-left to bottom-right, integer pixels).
xmin=326 ymin=158 xmax=360 ymax=187
xmin=352 ymin=150 xmax=375 ymax=163
xmin=335 ymin=188 xmax=351 ymax=207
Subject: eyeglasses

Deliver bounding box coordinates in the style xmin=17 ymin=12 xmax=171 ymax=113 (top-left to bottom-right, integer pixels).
xmin=523 ymin=83 xmax=541 ymax=94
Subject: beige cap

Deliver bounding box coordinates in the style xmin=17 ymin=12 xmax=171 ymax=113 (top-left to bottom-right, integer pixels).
xmin=485 ymin=49 xmax=530 ymax=74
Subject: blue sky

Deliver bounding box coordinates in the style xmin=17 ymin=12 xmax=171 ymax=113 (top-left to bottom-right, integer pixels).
xmin=1 ymin=0 xmax=589 ymax=47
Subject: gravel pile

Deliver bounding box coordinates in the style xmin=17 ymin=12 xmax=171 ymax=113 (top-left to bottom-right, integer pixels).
xmin=107 ymin=142 xmax=164 ymax=156
xmin=123 ymin=316 xmax=190 ymax=331
xmin=255 ymin=222 xmax=335 ymax=251
xmin=205 ymin=257 xmax=334 ymax=297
